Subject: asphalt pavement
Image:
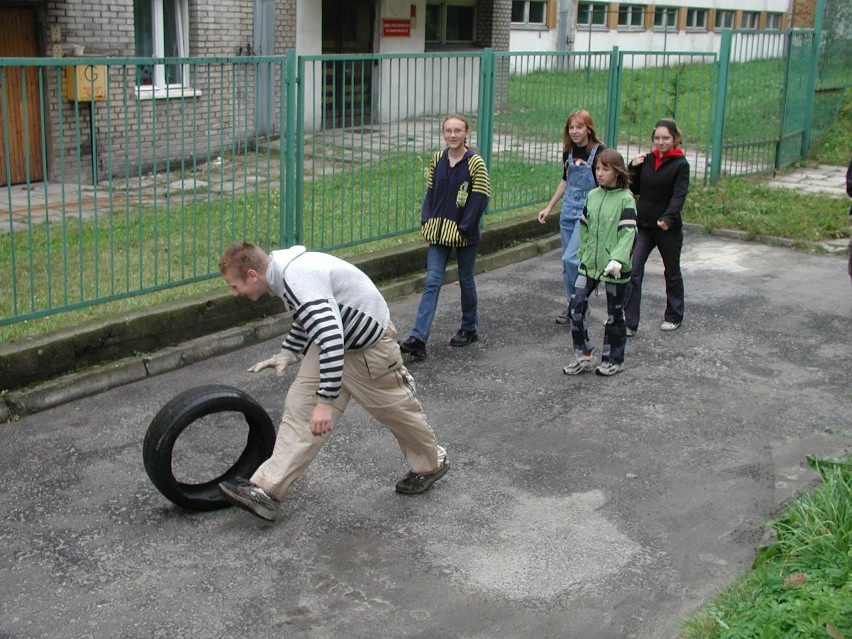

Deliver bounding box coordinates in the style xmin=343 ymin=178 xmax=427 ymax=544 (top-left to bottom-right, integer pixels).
xmin=1 ymin=233 xmax=850 ymax=639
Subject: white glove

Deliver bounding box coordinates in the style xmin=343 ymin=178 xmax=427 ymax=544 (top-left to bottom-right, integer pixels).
xmin=247 ymin=350 xmax=302 ymax=376
xmin=602 ymin=260 xmax=622 ymax=278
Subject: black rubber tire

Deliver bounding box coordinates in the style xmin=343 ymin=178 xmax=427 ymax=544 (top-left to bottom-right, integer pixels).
xmin=143 ymin=384 xmax=276 ymax=511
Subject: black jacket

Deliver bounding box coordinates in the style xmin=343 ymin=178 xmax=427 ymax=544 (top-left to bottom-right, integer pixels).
xmin=629 ymin=152 xmax=690 ymax=231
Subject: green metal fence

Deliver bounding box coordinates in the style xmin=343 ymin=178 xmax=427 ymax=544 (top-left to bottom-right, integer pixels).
xmin=1 ymin=23 xmax=848 ymax=326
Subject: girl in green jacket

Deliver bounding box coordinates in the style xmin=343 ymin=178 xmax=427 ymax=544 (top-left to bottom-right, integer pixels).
xmin=563 ymin=149 xmax=637 ymax=377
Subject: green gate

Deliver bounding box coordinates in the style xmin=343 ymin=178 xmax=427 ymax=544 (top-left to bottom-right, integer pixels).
xmin=777 ymin=31 xmax=816 ymax=169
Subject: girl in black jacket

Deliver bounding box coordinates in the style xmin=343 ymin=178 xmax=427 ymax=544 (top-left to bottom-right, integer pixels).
xmin=624 ymin=118 xmax=690 ymax=334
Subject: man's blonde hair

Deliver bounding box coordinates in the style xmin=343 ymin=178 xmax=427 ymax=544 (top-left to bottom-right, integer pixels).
xmin=219 ymin=241 xmax=268 ymax=277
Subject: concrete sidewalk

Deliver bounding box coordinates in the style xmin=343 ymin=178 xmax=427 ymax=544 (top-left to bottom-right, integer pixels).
xmin=0 ymin=233 xmax=850 ymax=639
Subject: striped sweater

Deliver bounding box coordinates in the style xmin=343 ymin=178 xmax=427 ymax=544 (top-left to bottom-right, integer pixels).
xmin=266 ymin=247 xmax=390 ymax=403
xmin=421 ymin=148 xmax=491 ymax=246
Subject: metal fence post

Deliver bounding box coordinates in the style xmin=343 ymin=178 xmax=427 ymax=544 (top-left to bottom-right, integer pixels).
xmin=477 ymin=48 xmax=495 ymax=172
xmin=710 ymin=30 xmax=732 ymax=183
xmin=801 ymin=0 xmax=825 ymax=155
xmin=605 ymin=46 xmax=622 ymax=149
xmin=283 ymin=48 xmax=298 ymax=247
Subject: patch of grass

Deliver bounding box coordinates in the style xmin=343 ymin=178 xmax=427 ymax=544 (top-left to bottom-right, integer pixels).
xmin=683 ymin=177 xmax=849 ymax=242
xmin=809 ymin=88 xmax=852 ymax=166
xmin=680 ymin=457 xmax=852 ymax=639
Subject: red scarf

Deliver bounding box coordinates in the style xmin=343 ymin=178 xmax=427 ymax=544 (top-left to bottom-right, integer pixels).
xmin=652 ymin=147 xmax=685 ymax=171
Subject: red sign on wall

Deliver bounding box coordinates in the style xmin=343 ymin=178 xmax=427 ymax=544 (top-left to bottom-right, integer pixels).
xmin=382 ymin=19 xmax=411 ymax=37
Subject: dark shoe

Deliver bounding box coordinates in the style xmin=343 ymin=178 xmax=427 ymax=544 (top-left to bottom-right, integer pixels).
xmin=399 ymin=336 xmax=426 ymax=359
xmin=218 ymin=477 xmax=279 ymax=521
xmin=555 ymin=306 xmax=570 ymax=324
xmin=395 ymin=459 xmax=450 ymax=495
xmin=449 ymin=329 xmax=478 ymax=347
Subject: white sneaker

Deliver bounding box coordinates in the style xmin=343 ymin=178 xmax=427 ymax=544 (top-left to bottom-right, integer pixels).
xmin=595 ymin=361 xmax=624 ymax=376
xmin=626 ymin=327 xmax=636 ymax=337
xmin=660 ymin=321 xmax=681 ymax=331
xmin=563 ymin=352 xmax=594 ymax=375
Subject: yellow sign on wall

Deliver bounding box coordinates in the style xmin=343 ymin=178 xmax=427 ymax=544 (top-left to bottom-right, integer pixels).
xmin=63 ymin=65 xmax=107 ymax=101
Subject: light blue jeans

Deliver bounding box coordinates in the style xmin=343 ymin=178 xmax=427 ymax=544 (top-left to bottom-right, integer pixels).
xmin=410 ymin=243 xmax=479 ymax=343
xmin=560 ymin=212 xmax=581 ymax=303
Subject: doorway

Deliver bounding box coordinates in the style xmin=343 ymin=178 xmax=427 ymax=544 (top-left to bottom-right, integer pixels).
xmin=0 ymin=8 xmax=44 ymax=186
xmin=321 ymin=0 xmax=375 ymax=128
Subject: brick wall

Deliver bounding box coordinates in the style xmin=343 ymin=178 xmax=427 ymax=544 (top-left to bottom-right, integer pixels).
xmin=42 ymin=0 xmax=286 ymax=183
xmin=791 ymin=0 xmax=817 ymax=27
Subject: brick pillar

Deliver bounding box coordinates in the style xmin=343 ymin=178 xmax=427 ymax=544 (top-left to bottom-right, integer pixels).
xmin=476 ymin=0 xmax=511 ymax=107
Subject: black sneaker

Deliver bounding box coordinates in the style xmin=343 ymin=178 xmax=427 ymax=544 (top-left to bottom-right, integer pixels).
xmin=395 ymin=460 xmax=450 ymax=495
xmin=449 ymin=329 xmax=478 ymax=347
xmin=218 ymin=477 xmax=279 ymax=521
xmin=399 ymin=336 xmax=426 ymax=359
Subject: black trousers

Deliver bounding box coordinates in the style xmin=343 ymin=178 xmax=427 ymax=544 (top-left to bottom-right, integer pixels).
xmin=624 ymin=227 xmax=685 ymax=330
xmin=569 ymin=274 xmax=627 ymax=365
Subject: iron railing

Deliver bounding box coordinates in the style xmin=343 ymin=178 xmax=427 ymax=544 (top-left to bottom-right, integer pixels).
xmin=2 ymin=24 xmax=848 ymax=326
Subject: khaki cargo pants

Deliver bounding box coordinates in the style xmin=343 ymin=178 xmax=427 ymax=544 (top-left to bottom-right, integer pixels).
xmin=251 ymin=321 xmax=447 ymax=501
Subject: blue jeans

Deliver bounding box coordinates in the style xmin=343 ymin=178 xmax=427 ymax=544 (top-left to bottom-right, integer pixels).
xmin=560 ymin=214 xmax=581 ymax=303
xmin=411 ymin=243 xmax=479 ymax=343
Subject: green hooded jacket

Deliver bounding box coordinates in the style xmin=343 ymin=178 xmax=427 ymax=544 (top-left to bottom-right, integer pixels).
xmin=577 ymin=186 xmax=637 ymax=283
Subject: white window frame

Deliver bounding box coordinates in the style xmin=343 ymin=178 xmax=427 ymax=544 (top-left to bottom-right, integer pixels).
xmin=577 ymin=2 xmax=608 ymax=28
xmin=765 ymin=12 xmax=782 ymax=30
xmin=715 ymin=10 xmax=735 ymax=29
xmin=653 ymin=6 xmax=678 ymax=30
xmin=135 ymin=0 xmax=199 ymax=99
xmin=685 ymin=8 xmax=707 ymax=30
xmin=741 ymin=11 xmax=760 ymax=29
xmin=618 ymin=4 xmax=644 ymax=29
xmin=511 ymin=0 xmax=548 ymax=26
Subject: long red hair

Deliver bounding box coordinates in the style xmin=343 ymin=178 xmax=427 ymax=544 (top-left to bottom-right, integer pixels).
xmin=562 ymin=109 xmax=601 ymax=154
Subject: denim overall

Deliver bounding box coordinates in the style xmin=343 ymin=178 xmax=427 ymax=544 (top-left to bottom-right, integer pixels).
xmin=560 ymin=144 xmax=599 ymax=302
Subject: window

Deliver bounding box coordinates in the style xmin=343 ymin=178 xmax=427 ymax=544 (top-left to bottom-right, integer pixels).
xmin=765 ymin=12 xmax=782 ymax=29
xmin=577 ymin=2 xmax=607 ymax=27
xmin=653 ymin=6 xmax=678 ymax=29
xmin=686 ymin=8 xmax=707 ymax=29
xmin=512 ymin=0 xmax=547 ymax=24
xmin=715 ymin=10 xmax=734 ymax=29
xmin=426 ymin=2 xmax=476 ymax=45
xmin=618 ymin=4 xmax=644 ymax=28
xmin=134 ymin=0 xmax=190 ymax=93
xmin=741 ymin=11 xmax=760 ymax=29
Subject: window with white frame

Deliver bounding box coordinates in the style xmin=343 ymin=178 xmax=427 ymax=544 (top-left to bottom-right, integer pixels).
xmin=134 ymin=0 xmax=190 ymax=92
xmin=741 ymin=11 xmax=760 ymax=29
xmin=686 ymin=8 xmax=707 ymax=29
xmin=512 ymin=0 xmax=547 ymax=25
xmin=765 ymin=12 xmax=782 ymax=29
xmin=715 ymin=10 xmax=735 ymax=29
xmin=653 ymin=6 xmax=678 ymax=29
xmin=426 ymin=2 xmax=477 ymax=45
xmin=577 ymin=2 xmax=607 ymax=27
xmin=618 ymin=4 xmax=644 ymax=28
